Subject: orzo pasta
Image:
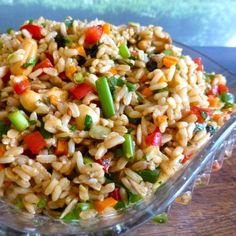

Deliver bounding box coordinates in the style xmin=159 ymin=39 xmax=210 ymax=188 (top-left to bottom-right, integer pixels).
xmin=0 ymin=17 xmax=235 ymax=220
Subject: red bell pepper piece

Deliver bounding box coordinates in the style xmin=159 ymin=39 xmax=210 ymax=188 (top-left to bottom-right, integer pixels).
xmin=190 ymin=106 xmax=212 ymax=123
xmin=85 ymin=25 xmax=103 ymax=44
xmin=13 ymin=79 xmax=30 ymax=95
xmin=218 ymin=84 xmax=229 ymax=94
xmin=193 ymin=57 xmax=203 ymax=71
xmin=146 ymin=127 xmax=162 ymax=146
xmin=24 ymin=131 xmax=47 ymax=154
xmin=96 ymin=155 xmax=111 ymax=173
xmin=181 ymin=154 xmax=192 ymax=164
xmin=33 ymin=58 xmax=53 ymax=71
xmin=44 ymin=52 xmax=54 ymax=65
xmin=20 ymin=24 xmax=43 ymax=40
xmin=70 ymin=83 xmax=94 ymax=100
xmin=109 ymin=187 xmax=121 ymax=201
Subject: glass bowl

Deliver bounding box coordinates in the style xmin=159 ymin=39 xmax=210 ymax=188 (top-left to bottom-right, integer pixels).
xmin=0 ymin=43 xmax=235 ymax=236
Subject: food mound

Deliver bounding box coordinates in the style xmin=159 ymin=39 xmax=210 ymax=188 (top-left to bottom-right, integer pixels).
xmin=0 ymin=17 xmax=234 ymax=220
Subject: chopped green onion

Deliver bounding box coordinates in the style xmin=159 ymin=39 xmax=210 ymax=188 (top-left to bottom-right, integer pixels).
xmin=137 ymin=168 xmax=160 ymax=183
xmin=128 ymin=192 xmax=143 ymax=204
xmin=70 ymin=124 xmax=77 ymax=131
xmin=96 ymin=77 xmax=115 ymax=118
xmin=204 ymin=72 xmax=215 ymax=81
xmin=28 ymin=19 xmax=33 ymax=24
xmin=115 ymin=201 xmax=126 ymax=210
xmin=156 ymin=86 xmax=169 ymax=93
xmin=0 ymin=121 xmax=10 ymax=137
xmin=119 ymin=44 xmax=131 ymax=59
xmin=37 ymin=196 xmax=47 ymax=209
xmin=83 ymin=156 xmax=94 ymax=165
xmin=116 ymin=77 xmax=125 ymax=87
xmin=127 ymin=127 xmax=134 ymax=133
xmin=76 ymin=202 xmax=93 ymax=211
xmin=89 ymin=125 xmax=110 ymax=140
xmin=129 ymin=55 xmax=136 ymax=60
xmin=8 ymin=111 xmax=29 ymax=131
xmin=64 ymin=37 xmax=73 ymax=46
xmin=6 ymin=28 xmax=13 ymax=34
xmin=152 ymin=213 xmax=168 ymax=224
xmin=23 ymin=58 xmax=38 ymax=68
xmin=220 ymin=92 xmax=235 ymax=104
xmin=29 ymin=120 xmax=37 ymax=125
xmin=122 ymin=134 xmax=135 ymax=159
xmin=15 ymin=196 xmax=24 ymax=210
xmin=162 ymin=49 xmax=172 ymax=55
xmin=39 ymin=124 xmax=53 ymax=139
xmin=84 ymin=114 xmax=92 ymax=131
xmin=63 ymin=209 xmax=79 ymax=221
xmin=136 ymin=91 xmax=144 ymax=102
xmin=223 ymin=103 xmax=234 ymax=109
xmin=126 ymin=82 xmax=137 ymax=91
xmin=73 ymin=72 xmax=84 ymax=84
xmin=65 ymin=19 xmax=73 ymax=27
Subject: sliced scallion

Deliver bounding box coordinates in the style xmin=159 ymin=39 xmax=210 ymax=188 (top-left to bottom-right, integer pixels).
xmin=122 ymin=134 xmax=135 ymax=159
xmin=8 ymin=110 xmax=29 ymax=131
xmin=119 ymin=44 xmax=131 ymax=59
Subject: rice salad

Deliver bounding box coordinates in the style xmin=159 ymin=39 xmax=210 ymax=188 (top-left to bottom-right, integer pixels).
xmin=0 ymin=17 xmax=235 ymax=220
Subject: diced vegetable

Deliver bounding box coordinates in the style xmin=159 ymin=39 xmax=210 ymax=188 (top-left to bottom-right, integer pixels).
xmin=140 ymin=74 xmax=148 ymax=83
xmin=0 ymin=144 xmax=5 ymax=157
xmin=6 ymin=28 xmax=13 ymax=34
xmin=37 ymin=196 xmax=47 ymax=209
xmin=96 ymin=155 xmax=112 ymax=173
xmin=65 ymin=64 xmax=77 ymax=79
xmin=102 ymin=23 xmax=111 ymax=34
xmin=77 ymin=56 xmax=86 ymax=66
xmin=24 ymin=131 xmax=46 ymax=154
xmin=89 ymin=125 xmax=111 ymax=140
xmin=0 ymin=121 xmax=10 ymax=137
xmin=122 ymin=134 xmax=135 ymax=159
xmin=85 ymin=25 xmax=103 ymax=44
xmin=181 ymin=155 xmax=191 ymax=164
xmin=77 ymin=45 xmax=86 ymax=57
xmin=119 ymin=44 xmax=131 ymax=59
xmin=141 ymin=87 xmax=153 ymax=97
xmin=96 ymin=77 xmax=115 ymax=118
xmin=33 ymin=58 xmax=53 ymax=71
xmin=162 ymin=49 xmax=172 ymax=55
xmin=114 ymin=201 xmax=126 ymax=210
xmin=146 ymin=59 xmax=157 ymax=72
xmin=13 ymin=79 xmax=30 ymax=95
xmin=20 ymin=24 xmax=43 ymax=40
xmin=152 ymin=213 xmax=168 ymax=224
xmin=73 ymin=72 xmax=84 ymax=84
xmin=15 ymin=196 xmax=24 ymax=210
xmin=220 ymin=92 xmax=235 ymax=104
xmin=1 ymin=71 xmax=11 ymax=84
xmin=23 ymin=58 xmax=38 ymax=68
xmin=208 ymin=96 xmax=219 ymax=107
xmin=70 ymin=83 xmax=94 ymax=100
xmin=126 ymin=82 xmax=137 ymax=91
xmin=70 ymin=124 xmax=77 ymax=132
xmin=109 ymin=188 xmax=121 ymax=201
xmin=162 ymin=56 xmax=178 ymax=68
xmin=128 ymin=192 xmax=143 ymax=204
xmin=137 ymin=168 xmax=160 ymax=183
xmin=8 ymin=110 xmax=29 ymax=131
xmin=145 ymin=128 xmax=162 ymax=146
xmin=55 ymin=32 xmax=66 ymax=48
xmin=55 ymin=139 xmax=68 ymax=156
xmin=77 ymin=202 xmax=93 ymax=211
xmin=83 ymin=156 xmax=94 ymax=165
xmin=84 ymin=114 xmax=92 ymax=131
xmin=218 ymin=84 xmax=229 ymax=94
xmin=95 ymin=197 xmax=117 ymax=213
xmin=193 ymin=57 xmax=203 ymax=71
xmin=207 ymin=85 xmax=218 ymax=96
xmin=190 ymin=106 xmax=212 ymax=123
